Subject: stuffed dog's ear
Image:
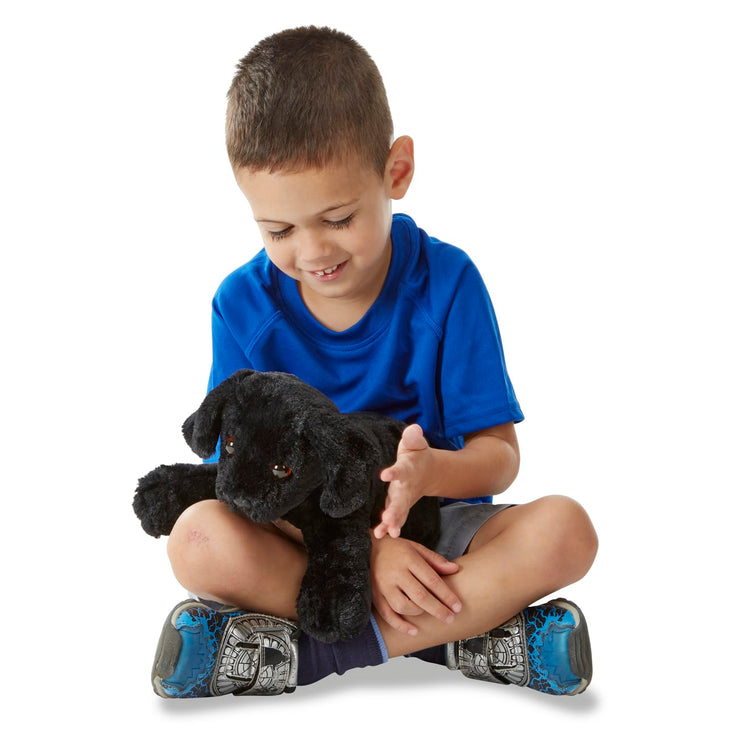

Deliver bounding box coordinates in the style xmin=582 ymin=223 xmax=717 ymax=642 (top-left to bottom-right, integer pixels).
xmin=317 ymin=422 xmax=379 ymax=517
xmin=182 ymin=371 xmax=252 ymax=459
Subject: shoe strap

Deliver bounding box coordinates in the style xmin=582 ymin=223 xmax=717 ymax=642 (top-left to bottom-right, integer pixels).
xmin=214 ymin=615 xmax=299 ymax=696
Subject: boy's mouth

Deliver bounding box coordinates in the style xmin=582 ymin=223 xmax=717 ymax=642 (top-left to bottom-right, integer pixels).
xmin=309 ymin=261 xmax=347 ymax=280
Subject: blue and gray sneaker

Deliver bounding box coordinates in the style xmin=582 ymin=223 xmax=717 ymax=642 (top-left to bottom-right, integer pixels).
xmin=152 ymin=600 xmax=299 ymax=698
xmin=447 ymin=598 xmax=592 ymax=695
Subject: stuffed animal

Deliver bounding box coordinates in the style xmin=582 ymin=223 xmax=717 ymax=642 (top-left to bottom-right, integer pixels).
xmin=133 ymin=369 xmax=441 ymax=643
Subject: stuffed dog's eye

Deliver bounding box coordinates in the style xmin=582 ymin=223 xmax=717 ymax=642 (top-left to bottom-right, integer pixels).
xmin=225 ymin=438 xmax=235 ymax=455
xmin=271 ymin=464 xmax=292 ymax=479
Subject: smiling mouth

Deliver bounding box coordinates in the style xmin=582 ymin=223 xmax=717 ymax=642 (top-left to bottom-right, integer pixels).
xmin=314 ymin=263 xmax=341 ymax=276
xmin=309 ymin=261 xmax=347 ymax=279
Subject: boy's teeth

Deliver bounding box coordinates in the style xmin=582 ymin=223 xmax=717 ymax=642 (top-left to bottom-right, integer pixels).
xmin=314 ymin=264 xmax=340 ymax=276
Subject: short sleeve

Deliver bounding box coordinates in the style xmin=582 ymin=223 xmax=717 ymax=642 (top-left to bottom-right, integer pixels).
xmin=438 ymin=262 xmax=523 ymax=438
xmin=201 ymin=295 xmax=255 ymax=463
xmin=208 ymin=295 xmax=253 ymax=392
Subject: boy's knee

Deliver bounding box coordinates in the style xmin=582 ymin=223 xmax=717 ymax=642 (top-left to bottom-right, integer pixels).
xmin=166 ymin=499 xmax=242 ymax=597
xmin=536 ymin=495 xmax=598 ymax=584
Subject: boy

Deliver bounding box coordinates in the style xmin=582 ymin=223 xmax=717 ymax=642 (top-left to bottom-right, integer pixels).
xmin=152 ymin=26 xmax=598 ymax=698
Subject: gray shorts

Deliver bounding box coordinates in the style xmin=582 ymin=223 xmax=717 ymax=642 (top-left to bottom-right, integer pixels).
xmin=434 ymin=501 xmax=513 ymax=560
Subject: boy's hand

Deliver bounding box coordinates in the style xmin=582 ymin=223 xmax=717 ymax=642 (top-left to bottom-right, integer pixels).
xmin=374 ymin=424 xmax=433 ymax=539
xmin=370 ymin=535 xmax=461 ymax=635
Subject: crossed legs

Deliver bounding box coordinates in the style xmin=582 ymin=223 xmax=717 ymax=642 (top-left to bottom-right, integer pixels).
xmin=167 ymin=495 xmax=598 ymax=658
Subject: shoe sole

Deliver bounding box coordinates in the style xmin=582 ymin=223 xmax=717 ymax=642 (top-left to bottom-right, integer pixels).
xmin=152 ymin=600 xmax=229 ymax=698
xmin=152 ymin=605 xmax=184 ymax=698
xmin=549 ymin=598 xmax=592 ymax=695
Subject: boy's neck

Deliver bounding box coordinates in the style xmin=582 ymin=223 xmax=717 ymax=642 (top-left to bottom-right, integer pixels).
xmin=298 ymin=289 xmax=374 ymax=332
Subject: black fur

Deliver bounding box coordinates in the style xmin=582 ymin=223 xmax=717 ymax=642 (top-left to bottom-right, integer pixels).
xmin=133 ymin=369 xmax=441 ymax=642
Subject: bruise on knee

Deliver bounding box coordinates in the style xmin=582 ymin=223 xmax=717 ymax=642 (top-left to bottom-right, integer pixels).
xmin=166 ymin=520 xmax=216 ymax=593
xmin=186 ymin=528 xmax=210 ymax=546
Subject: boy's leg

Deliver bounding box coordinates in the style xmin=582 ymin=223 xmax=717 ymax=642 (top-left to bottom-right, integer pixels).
xmin=166 ymin=495 xmax=597 ymax=643
xmin=380 ymin=495 xmax=598 ymax=695
xmin=379 ymin=495 xmax=597 ymax=658
xmin=166 ymin=499 xmax=306 ymax=618
xmin=155 ymin=499 xmax=387 ymax=696
xmin=154 ymin=495 xmax=596 ymax=696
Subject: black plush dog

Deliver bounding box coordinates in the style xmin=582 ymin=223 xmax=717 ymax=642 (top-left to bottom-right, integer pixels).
xmin=133 ymin=369 xmax=441 ymax=643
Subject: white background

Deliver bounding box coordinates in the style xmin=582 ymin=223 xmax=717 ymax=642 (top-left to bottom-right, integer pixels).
xmin=2 ymin=1 xmax=747 ymax=745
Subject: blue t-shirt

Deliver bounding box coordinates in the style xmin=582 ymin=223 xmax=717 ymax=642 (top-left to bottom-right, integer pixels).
xmin=207 ymin=213 xmax=524 ymax=503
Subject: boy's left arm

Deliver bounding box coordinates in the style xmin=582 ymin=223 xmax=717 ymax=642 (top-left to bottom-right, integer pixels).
xmin=373 ymin=422 xmax=520 ymax=539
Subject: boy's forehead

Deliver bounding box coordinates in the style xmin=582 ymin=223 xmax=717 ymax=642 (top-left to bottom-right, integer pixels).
xmin=234 ymin=162 xmax=381 ymax=221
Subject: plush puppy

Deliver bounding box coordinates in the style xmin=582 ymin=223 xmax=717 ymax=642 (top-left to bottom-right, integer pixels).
xmin=134 ymin=369 xmax=441 ymax=643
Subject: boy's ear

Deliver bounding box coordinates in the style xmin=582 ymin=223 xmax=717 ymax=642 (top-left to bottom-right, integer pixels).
xmin=385 ymin=135 xmax=415 ymax=199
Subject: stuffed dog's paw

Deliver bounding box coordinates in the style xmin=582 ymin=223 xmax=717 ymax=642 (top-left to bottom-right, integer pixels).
xmin=133 ymin=465 xmax=185 ymax=537
xmin=133 ymin=462 xmax=218 ymax=538
xmin=296 ymin=583 xmax=371 ymax=643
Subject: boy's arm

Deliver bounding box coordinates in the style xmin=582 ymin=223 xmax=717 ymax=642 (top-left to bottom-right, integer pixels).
xmin=373 ymin=422 xmax=520 ymax=539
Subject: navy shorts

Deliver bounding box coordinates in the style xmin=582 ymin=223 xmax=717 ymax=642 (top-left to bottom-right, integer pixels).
xmin=434 ymin=501 xmax=513 ymax=560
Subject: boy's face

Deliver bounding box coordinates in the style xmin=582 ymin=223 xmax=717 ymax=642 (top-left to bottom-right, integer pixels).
xmin=234 ymin=158 xmax=401 ymax=329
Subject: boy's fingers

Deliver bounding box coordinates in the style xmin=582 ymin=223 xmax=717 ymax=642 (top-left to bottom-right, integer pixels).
xmin=410 ymin=551 xmax=463 ymax=614
xmin=423 ymin=547 xmax=460 ymax=573
xmin=414 ymin=573 xmax=462 ymax=617
xmin=399 ymin=423 xmax=428 ymax=450
xmin=378 ymin=495 xmax=409 ymax=537
xmin=387 ymin=591 xmax=423 ymax=617
xmin=373 ymin=594 xmax=418 ymax=636
xmin=382 ymin=510 xmax=407 ymax=533
xmin=401 ymin=581 xmax=455 ymax=623
xmin=380 ymin=424 xmax=427 ymax=481
xmin=409 ymin=541 xmax=460 ymax=574
xmin=373 ymin=521 xmax=400 ymax=539
xmin=381 ymin=500 xmax=405 ymax=522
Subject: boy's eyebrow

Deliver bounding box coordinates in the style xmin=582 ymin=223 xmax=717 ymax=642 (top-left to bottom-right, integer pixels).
xmin=255 ymin=199 xmax=358 ymax=224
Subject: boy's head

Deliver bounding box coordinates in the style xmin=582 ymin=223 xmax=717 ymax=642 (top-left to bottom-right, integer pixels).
xmin=226 ymin=27 xmax=414 ymax=332
xmin=226 ymin=26 xmax=394 ymax=175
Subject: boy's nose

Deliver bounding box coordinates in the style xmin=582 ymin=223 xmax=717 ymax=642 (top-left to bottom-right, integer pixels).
xmin=297 ymin=232 xmax=338 ymax=269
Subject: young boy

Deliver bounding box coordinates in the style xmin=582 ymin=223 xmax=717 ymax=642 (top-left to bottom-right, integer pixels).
xmin=152 ymin=26 xmax=598 ymax=699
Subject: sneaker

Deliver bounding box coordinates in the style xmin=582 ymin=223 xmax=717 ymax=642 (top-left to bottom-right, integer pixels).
xmin=447 ymin=598 xmax=592 ymax=695
xmin=151 ymin=600 xmax=299 ymax=698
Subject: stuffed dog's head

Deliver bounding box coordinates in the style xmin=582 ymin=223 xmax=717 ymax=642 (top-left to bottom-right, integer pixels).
xmin=182 ymin=370 xmax=380 ymax=523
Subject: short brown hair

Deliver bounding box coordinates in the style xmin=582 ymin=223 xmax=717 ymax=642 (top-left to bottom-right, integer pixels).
xmin=226 ymin=26 xmax=393 ymax=174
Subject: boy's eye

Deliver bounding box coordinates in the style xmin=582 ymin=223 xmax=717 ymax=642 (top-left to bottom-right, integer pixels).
xmin=225 ymin=438 xmax=235 ymax=455
xmin=328 ymin=214 xmax=354 ymax=230
xmin=268 ymin=227 xmax=292 ymax=241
